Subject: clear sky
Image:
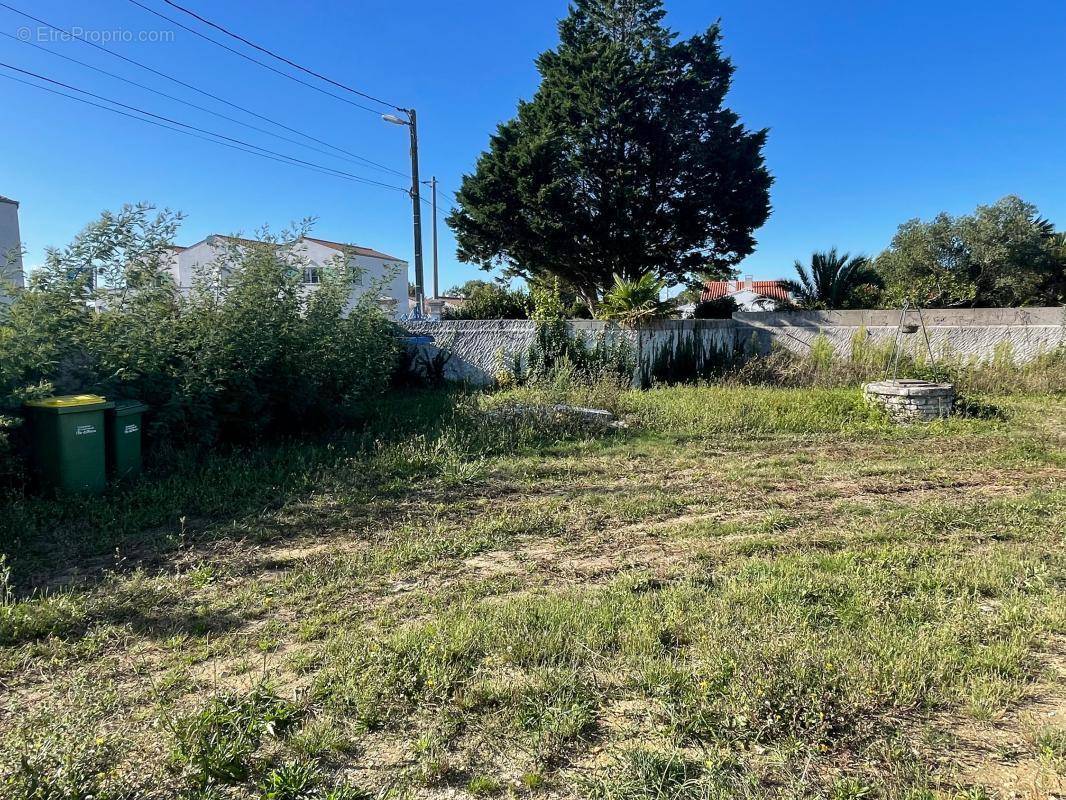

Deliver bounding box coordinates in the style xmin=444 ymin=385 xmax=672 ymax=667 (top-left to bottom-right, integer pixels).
xmin=2 ymin=0 xmax=1065 ymax=289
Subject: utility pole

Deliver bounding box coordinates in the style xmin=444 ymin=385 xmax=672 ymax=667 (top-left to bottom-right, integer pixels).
xmin=429 ymin=175 xmax=439 ymax=299
xmin=382 ymin=108 xmax=427 ymax=317
xmin=405 ymin=109 xmax=425 ymax=318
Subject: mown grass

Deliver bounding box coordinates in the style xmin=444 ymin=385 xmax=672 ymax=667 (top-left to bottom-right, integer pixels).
xmin=0 ymin=384 xmax=1063 ymax=799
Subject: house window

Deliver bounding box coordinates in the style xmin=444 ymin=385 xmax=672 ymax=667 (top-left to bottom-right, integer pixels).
xmin=303 ymin=266 xmax=322 ymax=284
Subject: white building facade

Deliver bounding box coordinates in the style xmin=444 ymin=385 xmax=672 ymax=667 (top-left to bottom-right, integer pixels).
xmin=0 ymin=195 xmax=25 ymax=295
xmin=168 ymin=234 xmax=409 ymax=318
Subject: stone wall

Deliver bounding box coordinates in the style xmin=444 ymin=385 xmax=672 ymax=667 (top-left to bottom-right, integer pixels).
xmin=402 ymin=308 xmax=1065 ymax=386
xmin=863 ymin=380 xmax=956 ymax=422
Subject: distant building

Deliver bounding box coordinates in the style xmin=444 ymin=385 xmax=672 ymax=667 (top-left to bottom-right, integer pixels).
xmin=168 ymin=234 xmax=409 ymax=318
xmin=701 ymin=277 xmax=791 ymax=311
xmin=420 ymin=294 xmax=466 ymax=319
xmin=0 ymin=195 xmax=25 ymax=295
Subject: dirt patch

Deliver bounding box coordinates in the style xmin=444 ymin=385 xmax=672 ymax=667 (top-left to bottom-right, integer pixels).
xmin=937 ymin=641 xmax=1066 ymax=799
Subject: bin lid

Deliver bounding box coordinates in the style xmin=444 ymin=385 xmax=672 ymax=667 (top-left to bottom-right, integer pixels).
xmin=110 ymin=400 xmax=149 ymax=416
xmin=25 ymin=394 xmax=114 ymax=413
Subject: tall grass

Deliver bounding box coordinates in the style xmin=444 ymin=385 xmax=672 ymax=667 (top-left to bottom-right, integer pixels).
xmin=728 ymin=331 xmax=1066 ymax=396
xmin=620 ymin=385 xmax=890 ymax=436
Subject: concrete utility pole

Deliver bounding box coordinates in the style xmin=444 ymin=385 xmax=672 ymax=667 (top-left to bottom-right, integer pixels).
xmin=382 ymin=108 xmax=425 ymax=318
xmin=428 ymin=175 xmax=439 ymax=299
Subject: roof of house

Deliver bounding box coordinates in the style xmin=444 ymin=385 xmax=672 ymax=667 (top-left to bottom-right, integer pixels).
xmin=0 ymin=195 xmax=18 ymax=206
xmin=701 ymin=279 xmax=791 ymax=303
xmin=303 ymin=237 xmax=403 ymax=262
xmin=171 ymin=234 xmax=403 ymax=262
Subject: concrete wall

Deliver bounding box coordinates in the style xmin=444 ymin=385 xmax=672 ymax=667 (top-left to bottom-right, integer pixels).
xmin=402 ymin=319 xmax=747 ymax=385
xmin=403 ymin=308 xmax=1066 ymax=386
xmin=404 ymin=320 xmax=540 ymax=384
xmin=737 ymin=307 xmax=1066 ymax=363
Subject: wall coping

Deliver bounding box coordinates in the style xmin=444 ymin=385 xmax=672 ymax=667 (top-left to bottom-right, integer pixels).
xmin=864 ymin=380 xmax=955 ymax=397
xmin=402 ymin=308 xmax=1066 ymax=331
xmin=735 ymin=307 xmax=1066 ymax=327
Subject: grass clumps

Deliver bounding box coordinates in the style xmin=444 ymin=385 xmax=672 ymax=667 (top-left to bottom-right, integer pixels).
xmin=584 ymin=749 xmax=752 ymax=800
xmin=467 ymin=774 xmax=504 ymax=795
xmin=0 ymin=386 xmax=1063 ymax=798
xmin=621 ymin=385 xmax=890 ymax=436
xmin=1032 ymin=727 xmax=1066 ymax=770
xmin=730 ymin=333 xmax=1066 ymax=396
xmin=167 ymin=684 xmax=303 ymax=788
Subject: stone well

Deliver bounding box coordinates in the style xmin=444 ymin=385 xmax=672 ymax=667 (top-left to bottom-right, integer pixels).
xmin=863 ymin=379 xmax=956 ymax=422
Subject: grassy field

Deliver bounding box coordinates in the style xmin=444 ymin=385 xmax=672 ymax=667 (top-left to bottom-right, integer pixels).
xmin=0 ymin=385 xmax=1063 ymax=800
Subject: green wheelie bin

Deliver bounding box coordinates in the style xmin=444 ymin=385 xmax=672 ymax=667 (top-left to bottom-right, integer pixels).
xmin=105 ymin=400 xmax=148 ymax=481
xmin=24 ymin=394 xmax=114 ymax=494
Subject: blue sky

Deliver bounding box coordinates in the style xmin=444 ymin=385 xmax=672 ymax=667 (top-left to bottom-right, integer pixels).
xmin=2 ymin=0 xmax=1065 ymax=289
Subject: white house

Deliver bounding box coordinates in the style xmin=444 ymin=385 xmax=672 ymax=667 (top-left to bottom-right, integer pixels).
xmin=0 ymin=195 xmax=25 ymax=296
xmin=701 ymin=277 xmax=792 ymax=312
xmin=168 ymin=234 xmax=409 ymax=317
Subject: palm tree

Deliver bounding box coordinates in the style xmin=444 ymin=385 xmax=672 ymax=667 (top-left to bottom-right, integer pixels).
xmin=596 ymin=273 xmax=674 ymax=326
xmin=782 ymin=248 xmax=881 ymax=310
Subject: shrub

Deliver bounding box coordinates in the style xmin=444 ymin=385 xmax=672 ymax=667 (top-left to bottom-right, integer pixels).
xmin=513 ymin=320 xmax=634 ymax=387
xmin=0 ymin=205 xmax=399 ymax=476
xmin=643 ymin=332 xmax=738 ymax=386
xmin=445 ymin=282 xmax=530 ymax=319
xmin=692 ymin=295 xmax=738 ymax=319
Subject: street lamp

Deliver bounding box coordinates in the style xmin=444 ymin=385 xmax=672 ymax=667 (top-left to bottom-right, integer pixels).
xmin=383 ymin=109 xmax=425 ymax=319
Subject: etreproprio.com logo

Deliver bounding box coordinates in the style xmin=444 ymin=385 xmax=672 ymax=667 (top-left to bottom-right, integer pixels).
xmin=17 ymin=26 xmax=176 ymax=44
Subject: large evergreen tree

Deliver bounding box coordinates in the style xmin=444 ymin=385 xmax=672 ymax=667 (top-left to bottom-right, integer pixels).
xmin=447 ymin=0 xmax=772 ymax=310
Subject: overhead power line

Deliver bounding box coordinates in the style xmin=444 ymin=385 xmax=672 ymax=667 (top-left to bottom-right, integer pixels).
xmin=0 ymin=61 xmax=411 ymax=193
xmin=160 ymin=0 xmax=404 ymax=112
xmin=0 ymin=71 xmax=391 ymax=187
xmin=0 ymin=30 xmax=409 ymax=179
xmin=0 ymin=1 xmax=407 ymax=178
xmin=125 ymin=0 xmax=387 ymax=117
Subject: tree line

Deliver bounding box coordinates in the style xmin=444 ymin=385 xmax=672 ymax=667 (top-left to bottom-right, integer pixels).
xmin=783 ymin=196 xmax=1066 ymax=310
xmin=445 ymin=0 xmax=1064 ymax=318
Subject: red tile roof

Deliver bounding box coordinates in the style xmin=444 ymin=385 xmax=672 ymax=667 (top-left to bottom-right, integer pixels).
xmin=303 ymin=237 xmax=403 ymax=262
xmin=701 ymin=279 xmax=791 ymax=303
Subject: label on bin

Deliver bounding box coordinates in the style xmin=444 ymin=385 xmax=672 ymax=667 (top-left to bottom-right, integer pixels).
xmin=75 ymin=424 xmax=97 ymax=436
xmin=124 ymin=424 xmax=139 ymax=434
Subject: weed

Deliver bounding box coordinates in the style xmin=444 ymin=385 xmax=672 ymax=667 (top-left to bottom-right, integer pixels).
xmin=167 ymin=684 xmax=303 ymax=787
xmin=520 ymin=770 xmax=546 ymax=790
xmin=1033 ymin=727 xmax=1066 ymax=769
xmin=583 ymin=749 xmax=748 ymax=800
xmin=467 ymin=774 xmax=503 ymax=795
xmin=513 ymin=668 xmax=598 ymax=749
xmin=258 ymin=758 xmax=320 ymax=800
